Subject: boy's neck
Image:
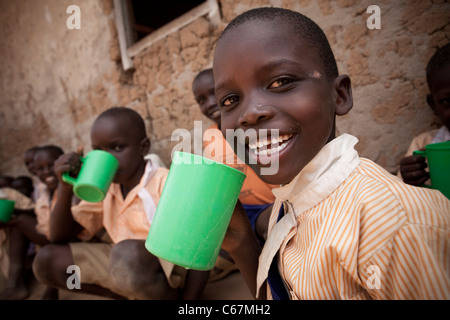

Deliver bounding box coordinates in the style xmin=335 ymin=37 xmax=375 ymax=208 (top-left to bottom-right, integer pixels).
xmin=119 ymin=160 xmax=147 ymax=199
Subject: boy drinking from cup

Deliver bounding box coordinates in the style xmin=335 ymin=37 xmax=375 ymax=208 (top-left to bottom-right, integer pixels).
xmin=33 ymin=107 xmax=208 ymax=299
xmin=215 ymin=7 xmax=450 ymax=299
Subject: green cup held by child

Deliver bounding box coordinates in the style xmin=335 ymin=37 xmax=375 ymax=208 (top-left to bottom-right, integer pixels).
xmin=62 ymin=150 xmax=119 ymax=202
xmin=413 ymin=141 xmax=450 ymax=199
xmin=0 ymin=199 xmax=15 ymax=223
xmin=145 ymin=151 xmax=246 ymax=270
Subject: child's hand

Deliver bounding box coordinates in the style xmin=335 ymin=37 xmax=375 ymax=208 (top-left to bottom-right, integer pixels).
xmin=222 ymin=200 xmax=254 ymax=254
xmin=399 ymin=153 xmax=429 ymax=186
xmin=54 ymin=145 xmax=84 ymax=187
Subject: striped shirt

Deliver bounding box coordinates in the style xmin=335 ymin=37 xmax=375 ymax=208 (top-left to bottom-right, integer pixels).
xmin=257 ymin=134 xmax=450 ymax=299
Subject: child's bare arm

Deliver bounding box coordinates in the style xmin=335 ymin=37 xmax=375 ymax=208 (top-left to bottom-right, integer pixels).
xmin=49 ymin=149 xmax=84 ymax=243
xmin=222 ymin=200 xmax=264 ymax=299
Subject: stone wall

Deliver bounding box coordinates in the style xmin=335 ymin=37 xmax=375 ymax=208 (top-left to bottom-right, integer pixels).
xmin=0 ymin=0 xmax=449 ymax=177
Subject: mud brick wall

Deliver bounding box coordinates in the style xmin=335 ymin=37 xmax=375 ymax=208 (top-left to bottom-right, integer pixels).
xmin=0 ymin=0 xmax=448 ymax=176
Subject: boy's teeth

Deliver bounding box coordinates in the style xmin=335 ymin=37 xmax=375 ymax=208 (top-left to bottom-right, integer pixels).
xmin=248 ymin=134 xmax=293 ymax=154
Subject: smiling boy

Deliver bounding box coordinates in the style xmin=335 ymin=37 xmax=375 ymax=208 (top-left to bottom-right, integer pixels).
xmin=215 ymin=7 xmax=450 ymax=300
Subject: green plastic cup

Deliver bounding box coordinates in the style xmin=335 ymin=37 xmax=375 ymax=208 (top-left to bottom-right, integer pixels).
xmin=0 ymin=199 xmax=15 ymax=223
xmin=413 ymin=140 xmax=450 ymax=199
xmin=145 ymin=151 xmax=246 ymax=270
xmin=62 ymin=150 xmax=119 ymax=202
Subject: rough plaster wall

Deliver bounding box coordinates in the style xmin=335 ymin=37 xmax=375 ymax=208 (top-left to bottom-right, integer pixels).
xmin=0 ymin=0 xmax=449 ymax=177
xmin=0 ymin=0 xmax=118 ymax=175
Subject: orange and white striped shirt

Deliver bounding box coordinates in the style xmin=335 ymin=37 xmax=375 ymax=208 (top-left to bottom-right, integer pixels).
xmin=257 ymin=134 xmax=450 ymax=300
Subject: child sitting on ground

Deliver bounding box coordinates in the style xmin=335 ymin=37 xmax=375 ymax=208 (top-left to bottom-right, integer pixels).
xmin=0 ymin=145 xmax=64 ymax=299
xmin=33 ymin=106 xmax=209 ymax=300
xmin=0 ymin=180 xmax=35 ymax=299
xmin=214 ymin=7 xmax=450 ymax=300
xmin=398 ymin=43 xmax=450 ymax=187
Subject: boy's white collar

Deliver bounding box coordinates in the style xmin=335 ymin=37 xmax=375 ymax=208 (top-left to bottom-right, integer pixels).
xmin=272 ymin=133 xmax=360 ymax=218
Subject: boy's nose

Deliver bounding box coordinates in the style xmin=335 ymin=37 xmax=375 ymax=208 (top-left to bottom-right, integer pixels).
xmin=238 ymin=103 xmax=275 ymax=127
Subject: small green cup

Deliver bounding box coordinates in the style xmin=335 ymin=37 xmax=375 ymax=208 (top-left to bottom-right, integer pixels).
xmin=413 ymin=140 xmax=450 ymax=199
xmin=0 ymin=199 xmax=15 ymax=223
xmin=62 ymin=150 xmax=119 ymax=202
xmin=145 ymin=151 xmax=246 ymax=270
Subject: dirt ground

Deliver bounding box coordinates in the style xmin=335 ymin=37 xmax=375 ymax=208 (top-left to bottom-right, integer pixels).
xmin=21 ymin=268 xmax=253 ymax=300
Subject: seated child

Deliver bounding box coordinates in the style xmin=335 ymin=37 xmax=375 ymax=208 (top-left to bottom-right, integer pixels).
xmin=33 ymin=107 xmax=209 ymax=300
xmin=0 ymin=145 xmax=64 ymax=299
xmin=192 ymin=68 xmax=275 ymax=243
xmin=398 ymin=43 xmax=450 ymax=186
xmin=214 ymin=7 xmax=450 ymax=299
xmin=0 ymin=182 xmax=35 ymax=299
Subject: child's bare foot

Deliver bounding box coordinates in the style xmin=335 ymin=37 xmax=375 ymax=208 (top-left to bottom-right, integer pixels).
xmin=0 ymin=285 xmax=29 ymax=300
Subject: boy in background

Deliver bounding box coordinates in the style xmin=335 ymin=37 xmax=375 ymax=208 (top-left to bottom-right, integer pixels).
xmin=33 ymin=107 xmax=209 ymax=299
xmin=214 ymin=7 xmax=450 ymax=299
xmin=399 ymin=43 xmax=450 ymax=187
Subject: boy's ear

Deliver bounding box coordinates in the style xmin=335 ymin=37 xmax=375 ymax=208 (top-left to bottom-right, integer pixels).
xmin=333 ymin=75 xmax=353 ymax=116
xmin=426 ymin=94 xmax=439 ymax=116
xmin=140 ymin=137 xmax=151 ymax=156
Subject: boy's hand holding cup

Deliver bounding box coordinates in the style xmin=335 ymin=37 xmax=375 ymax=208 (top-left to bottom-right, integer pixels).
xmin=56 ymin=145 xmax=119 ymax=203
xmin=54 ymin=145 xmax=84 ymax=191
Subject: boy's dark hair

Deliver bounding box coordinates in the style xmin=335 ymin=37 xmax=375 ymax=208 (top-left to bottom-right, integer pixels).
xmin=219 ymin=7 xmax=338 ymax=81
xmin=96 ymin=106 xmax=147 ymax=140
xmin=12 ymin=176 xmax=34 ymax=197
xmin=25 ymin=146 xmax=41 ymax=154
xmin=193 ymin=68 xmax=213 ymax=83
xmin=426 ymin=42 xmax=450 ymax=86
xmin=37 ymin=145 xmax=64 ymax=158
xmin=0 ymin=175 xmax=14 ymax=188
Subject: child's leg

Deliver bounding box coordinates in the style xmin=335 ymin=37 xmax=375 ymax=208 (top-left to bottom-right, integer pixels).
xmin=109 ymin=239 xmax=180 ymax=299
xmin=32 ymin=243 xmax=125 ymax=299
xmin=8 ymin=213 xmax=58 ymax=299
xmin=0 ymin=226 xmax=30 ymax=299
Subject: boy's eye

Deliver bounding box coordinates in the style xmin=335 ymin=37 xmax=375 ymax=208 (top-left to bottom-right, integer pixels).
xmin=114 ymin=145 xmax=124 ymax=151
xmin=221 ymin=95 xmax=239 ymax=107
xmin=269 ymin=77 xmax=292 ymax=89
xmin=196 ymin=97 xmax=206 ymax=105
xmin=440 ymin=97 xmax=450 ymax=105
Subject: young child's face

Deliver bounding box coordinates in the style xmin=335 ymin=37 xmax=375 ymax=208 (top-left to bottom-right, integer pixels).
xmin=214 ymin=19 xmax=348 ymax=185
xmin=90 ymin=116 xmax=147 ymax=185
xmin=193 ymin=70 xmax=221 ymax=126
xmin=34 ymin=151 xmax=60 ymax=191
xmin=428 ymin=63 xmax=450 ymax=131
